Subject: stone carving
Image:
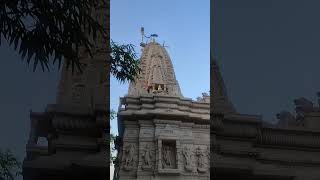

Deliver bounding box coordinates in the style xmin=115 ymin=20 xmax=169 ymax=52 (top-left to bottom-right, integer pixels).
xmin=160 ymin=124 xmax=175 ymax=136
xmin=161 ymin=144 xmax=177 ymax=169
xmin=128 ymin=42 xmax=182 ymax=97
xmin=294 ymin=97 xmax=314 ymax=121
xmin=276 ymin=111 xmax=296 ymax=128
xmin=276 ymin=97 xmax=315 ymax=128
xmin=195 ymin=146 xmax=208 ymax=173
xmin=123 ymin=144 xmax=135 ymax=171
xmin=182 ymin=146 xmax=193 ymax=172
xmin=141 ymin=144 xmax=152 ymax=170
xmin=202 ymin=92 xmax=209 ymax=97
xmin=207 ymin=146 xmax=210 ymax=158
xmin=71 ymin=83 xmax=84 ymax=104
xmin=196 ymin=92 xmax=210 ymax=102
xmin=162 ymin=145 xmax=172 ymax=168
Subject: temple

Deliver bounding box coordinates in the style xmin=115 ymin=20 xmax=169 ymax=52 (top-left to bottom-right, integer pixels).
xmin=22 ymin=2 xmax=109 ymax=180
xmin=113 ymin=36 xmax=210 ymax=179
xmin=211 ymin=57 xmax=320 ymax=179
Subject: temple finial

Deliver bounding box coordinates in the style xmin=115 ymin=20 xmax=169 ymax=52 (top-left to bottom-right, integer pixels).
xmin=140 ymin=27 xmax=145 ymax=47
xmin=140 ymin=27 xmax=159 ymax=46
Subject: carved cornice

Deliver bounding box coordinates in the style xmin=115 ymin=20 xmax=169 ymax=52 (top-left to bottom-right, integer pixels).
xmin=216 ymin=113 xmax=320 ymax=150
xmin=258 ymin=128 xmax=320 ymax=149
xmin=121 ymin=95 xmax=209 ymax=113
xmin=118 ymin=96 xmax=209 ymax=125
xmin=52 ymin=116 xmax=96 ymax=130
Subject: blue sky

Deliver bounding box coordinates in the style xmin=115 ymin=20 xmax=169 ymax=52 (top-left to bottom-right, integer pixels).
xmin=110 ymin=0 xmax=210 ymax=135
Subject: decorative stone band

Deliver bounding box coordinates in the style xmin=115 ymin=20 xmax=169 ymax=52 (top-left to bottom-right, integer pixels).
xmin=52 ymin=116 xmax=96 ymax=130
xmin=213 ymin=113 xmax=320 ymax=150
xmin=258 ymin=128 xmax=320 ymax=149
xmin=118 ymin=96 xmax=209 ymax=124
xmin=121 ymin=95 xmax=209 ymax=113
xmin=44 ymin=104 xmax=107 ymax=130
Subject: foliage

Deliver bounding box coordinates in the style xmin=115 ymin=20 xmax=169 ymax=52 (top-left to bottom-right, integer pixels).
xmin=1 ymin=0 xmax=141 ymax=168
xmin=110 ymin=133 xmax=117 ymax=162
xmin=0 ymin=0 xmax=104 ymax=72
xmin=110 ymin=40 xmax=141 ymax=83
xmin=0 ymin=0 xmax=141 ymax=82
xmin=0 ymin=149 xmax=21 ymax=180
xmin=110 ymin=109 xmax=117 ymax=162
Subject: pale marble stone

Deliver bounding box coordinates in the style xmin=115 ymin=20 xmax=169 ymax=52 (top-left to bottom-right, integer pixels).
xmin=114 ymin=41 xmax=210 ymax=180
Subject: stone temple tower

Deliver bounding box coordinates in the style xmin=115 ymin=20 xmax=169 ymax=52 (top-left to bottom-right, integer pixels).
xmin=212 ymin=57 xmax=235 ymax=114
xmin=114 ymin=37 xmax=210 ymax=180
xmin=23 ymin=1 xmax=109 ymax=180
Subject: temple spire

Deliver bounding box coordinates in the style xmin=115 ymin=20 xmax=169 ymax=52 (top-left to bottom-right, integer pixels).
xmin=128 ymin=32 xmax=182 ymax=97
xmin=212 ymin=57 xmax=229 ymax=98
xmin=212 ymin=56 xmax=236 ymax=113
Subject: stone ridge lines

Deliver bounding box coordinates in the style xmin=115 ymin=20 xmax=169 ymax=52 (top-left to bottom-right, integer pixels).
xmin=118 ymin=96 xmax=209 ymax=119
xmin=128 ymin=41 xmax=183 ymax=97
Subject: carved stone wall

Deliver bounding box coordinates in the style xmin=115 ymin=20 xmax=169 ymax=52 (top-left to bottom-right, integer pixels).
xmin=211 ymin=113 xmax=320 ymax=179
xmin=115 ymin=39 xmax=209 ymax=180
xmin=115 ymin=121 xmax=210 ymax=179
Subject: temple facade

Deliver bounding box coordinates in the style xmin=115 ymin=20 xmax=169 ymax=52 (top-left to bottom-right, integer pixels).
xmin=113 ymin=39 xmax=210 ymax=180
xmin=22 ymin=1 xmax=109 ymax=180
xmin=212 ymin=57 xmax=320 ymax=180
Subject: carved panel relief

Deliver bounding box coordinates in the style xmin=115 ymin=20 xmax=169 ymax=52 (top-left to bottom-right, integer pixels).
xmin=182 ymin=145 xmax=194 ymax=172
xmin=141 ymin=143 xmax=153 ymax=170
xmin=162 ymin=141 xmax=177 ymax=169
xmin=195 ymin=146 xmax=209 ymax=173
xmin=123 ymin=143 xmax=137 ymax=171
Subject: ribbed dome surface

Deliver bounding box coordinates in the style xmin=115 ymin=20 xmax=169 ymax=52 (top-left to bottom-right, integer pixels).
xmin=128 ymin=41 xmax=183 ymax=97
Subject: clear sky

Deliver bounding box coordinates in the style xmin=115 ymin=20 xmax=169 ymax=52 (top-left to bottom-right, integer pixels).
xmin=214 ymin=0 xmax=320 ymax=122
xmin=110 ymin=0 xmax=210 ymax=135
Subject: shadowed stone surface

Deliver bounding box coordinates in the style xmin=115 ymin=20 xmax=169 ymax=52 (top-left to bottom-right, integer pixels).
xmin=212 ymin=57 xmax=320 ymax=180
xmin=22 ymin=2 xmax=109 ymax=180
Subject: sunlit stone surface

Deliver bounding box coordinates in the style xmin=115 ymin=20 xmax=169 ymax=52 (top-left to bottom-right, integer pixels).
xmin=114 ymin=39 xmax=210 ymax=180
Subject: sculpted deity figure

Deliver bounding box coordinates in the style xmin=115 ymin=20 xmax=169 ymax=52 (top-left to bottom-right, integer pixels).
xmin=196 ymin=146 xmax=207 ymax=173
xmin=141 ymin=144 xmax=152 ymax=169
xmin=162 ymin=146 xmax=172 ymax=168
xmin=124 ymin=144 xmax=135 ymax=170
xmin=183 ymin=146 xmax=193 ymax=171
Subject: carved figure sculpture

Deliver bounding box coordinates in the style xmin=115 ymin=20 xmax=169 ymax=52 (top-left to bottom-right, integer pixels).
xmin=196 ymin=97 xmax=203 ymax=102
xmin=162 ymin=146 xmax=171 ymax=168
xmin=141 ymin=144 xmax=152 ymax=169
xmin=183 ymin=146 xmax=193 ymax=171
xmin=124 ymin=144 xmax=135 ymax=170
xmin=196 ymin=146 xmax=208 ymax=173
